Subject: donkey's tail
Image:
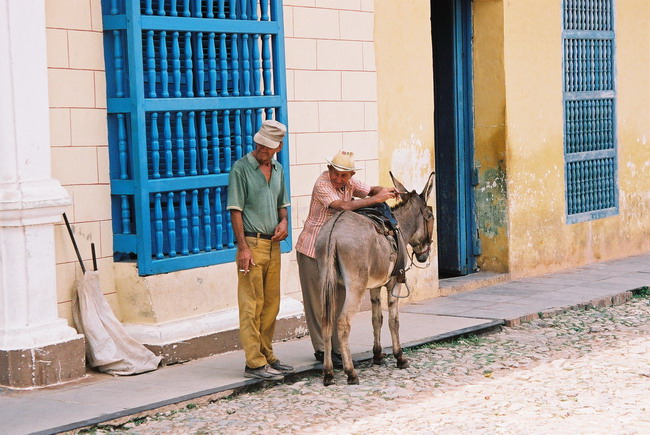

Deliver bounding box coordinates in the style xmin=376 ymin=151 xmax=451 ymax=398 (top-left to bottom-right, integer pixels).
xmin=321 ymin=236 xmax=338 ymax=342
xmin=321 ymin=212 xmax=346 ymax=345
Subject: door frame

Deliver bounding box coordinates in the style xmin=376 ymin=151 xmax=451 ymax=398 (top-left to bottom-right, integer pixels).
xmin=432 ymin=0 xmax=478 ymax=276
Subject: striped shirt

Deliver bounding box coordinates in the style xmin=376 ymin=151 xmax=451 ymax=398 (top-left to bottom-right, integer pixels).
xmin=295 ymin=171 xmax=371 ymax=258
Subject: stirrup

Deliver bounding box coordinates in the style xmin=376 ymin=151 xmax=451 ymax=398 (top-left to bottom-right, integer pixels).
xmin=391 ymin=270 xmax=410 ymax=298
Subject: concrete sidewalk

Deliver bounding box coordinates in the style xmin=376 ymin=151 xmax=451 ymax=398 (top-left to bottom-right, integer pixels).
xmin=2 ymin=253 xmax=649 ymax=435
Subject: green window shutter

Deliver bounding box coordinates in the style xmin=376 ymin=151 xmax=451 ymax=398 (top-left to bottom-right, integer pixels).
xmin=562 ymin=0 xmax=618 ymax=223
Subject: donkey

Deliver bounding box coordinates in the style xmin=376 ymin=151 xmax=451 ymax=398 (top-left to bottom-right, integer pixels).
xmin=316 ymin=171 xmax=435 ymax=386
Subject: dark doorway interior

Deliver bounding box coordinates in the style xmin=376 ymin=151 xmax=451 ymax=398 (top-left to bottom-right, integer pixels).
xmin=431 ymin=0 xmax=477 ymax=277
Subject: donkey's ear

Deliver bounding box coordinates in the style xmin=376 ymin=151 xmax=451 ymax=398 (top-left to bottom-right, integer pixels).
xmin=389 ymin=171 xmax=408 ymax=193
xmin=419 ymin=171 xmax=435 ymax=201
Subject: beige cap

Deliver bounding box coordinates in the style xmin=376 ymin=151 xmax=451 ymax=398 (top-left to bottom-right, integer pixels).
xmin=253 ymin=119 xmax=287 ymax=149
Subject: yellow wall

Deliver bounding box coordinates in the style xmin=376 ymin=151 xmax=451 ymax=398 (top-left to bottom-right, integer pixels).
xmin=615 ymin=0 xmax=650 ymax=255
xmin=375 ymin=0 xmax=438 ymax=299
xmin=473 ymin=0 xmax=509 ymax=272
xmin=501 ymin=0 xmax=650 ymax=276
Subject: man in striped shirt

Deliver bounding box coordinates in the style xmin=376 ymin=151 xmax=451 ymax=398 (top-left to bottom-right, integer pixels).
xmin=295 ymin=151 xmax=399 ymax=366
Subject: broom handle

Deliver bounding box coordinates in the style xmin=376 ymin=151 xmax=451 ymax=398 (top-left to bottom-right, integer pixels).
xmin=91 ymin=243 xmax=98 ymax=271
xmin=62 ymin=213 xmax=86 ymax=274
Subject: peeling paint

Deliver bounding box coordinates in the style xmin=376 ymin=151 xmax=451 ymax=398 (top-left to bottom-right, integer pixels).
xmin=476 ymin=162 xmax=507 ymax=238
xmin=389 ymin=134 xmax=433 ymax=190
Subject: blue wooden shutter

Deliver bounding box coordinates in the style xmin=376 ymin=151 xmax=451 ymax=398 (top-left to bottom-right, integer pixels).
xmin=562 ymin=0 xmax=618 ymax=223
xmin=101 ymin=0 xmax=291 ymax=275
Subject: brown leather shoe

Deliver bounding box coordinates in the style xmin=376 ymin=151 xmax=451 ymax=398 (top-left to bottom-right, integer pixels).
xmin=270 ymin=359 xmax=295 ymax=374
xmin=244 ymin=365 xmax=284 ymax=381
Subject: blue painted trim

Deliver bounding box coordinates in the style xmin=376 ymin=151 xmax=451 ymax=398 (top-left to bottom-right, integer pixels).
xmin=563 ymin=30 xmax=614 ymax=39
xmin=144 ymin=242 xmax=291 ymax=275
xmin=110 ymin=179 xmax=136 ymax=194
xmin=451 ymin=0 xmax=476 ymax=273
xmin=143 ymin=96 xmax=283 ymax=111
xmin=126 ymin=0 xmax=156 ymax=267
xmin=148 ymin=174 xmax=230 ymax=191
xmin=112 ymin=175 xmax=230 ymax=194
xmin=114 ymin=234 xmax=137 ymax=253
xmin=270 ymin=0 xmax=292 ymax=250
xmin=564 ymin=90 xmax=615 ymax=100
xmin=564 ymin=149 xmax=616 ymax=163
xmin=102 ymin=15 xmax=127 ymax=30
xmin=460 ymin=0 xmax=476 ymax=267
xmin=141 ymin=16 xmax=279 ymax=34
xmin=147 ymin=249 xmax=237 ymax=275
xmin=107 ymin=95 xmax=284 ymax=113
xmin=567 ymin=208 xmax=617 ymax=224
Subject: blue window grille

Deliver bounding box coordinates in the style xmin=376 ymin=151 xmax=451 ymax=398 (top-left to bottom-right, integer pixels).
xmin=562 ymin=0 xmax=618 ymax=224
xmin=101 ymin=0 xmax=291 ymax=275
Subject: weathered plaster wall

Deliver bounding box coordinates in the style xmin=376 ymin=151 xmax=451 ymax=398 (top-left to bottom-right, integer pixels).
xmin=614 ymin=0 xmax=650 ymax=255
xmin=502 ymin=0 xmax=567 ymax=275
xmin=472 ymin=0 xmax=509 ymax=273
xmin=375 ymin=0 xmax=438 ymax=299
xmin=502 ymin=0 xmax=650 ymax=276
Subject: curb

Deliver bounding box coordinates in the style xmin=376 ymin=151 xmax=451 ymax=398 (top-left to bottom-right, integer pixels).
xmin=504 ymin=291 xmax=633 ymax=327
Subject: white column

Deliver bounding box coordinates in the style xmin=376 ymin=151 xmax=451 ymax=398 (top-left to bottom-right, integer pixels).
xmin=0 ymin=0 xmax=80 ymax=350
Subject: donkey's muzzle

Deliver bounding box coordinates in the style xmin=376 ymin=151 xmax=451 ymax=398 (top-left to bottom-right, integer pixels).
xmin=414 ymin=245 xmax=431 ymax=263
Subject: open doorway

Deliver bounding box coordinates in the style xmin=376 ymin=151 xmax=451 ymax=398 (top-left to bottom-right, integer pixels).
xmin=431 ymin=0 xmax=478 ymax=277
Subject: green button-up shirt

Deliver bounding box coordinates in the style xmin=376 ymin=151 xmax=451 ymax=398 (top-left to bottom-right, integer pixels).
xmin=227 ymin=152 xmax=290 ymax=235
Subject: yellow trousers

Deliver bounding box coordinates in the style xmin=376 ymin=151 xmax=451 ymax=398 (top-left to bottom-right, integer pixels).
xmin=237 ymin=236 xmax=281 ymax=369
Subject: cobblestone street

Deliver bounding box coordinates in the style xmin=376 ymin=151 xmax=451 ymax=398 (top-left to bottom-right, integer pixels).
xmin=89 ymin=294 xmax=650 ymax=434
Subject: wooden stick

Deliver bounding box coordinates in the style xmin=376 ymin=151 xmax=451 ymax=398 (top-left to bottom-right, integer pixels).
xmin=62 ymin=213 xmax=86 ymax=274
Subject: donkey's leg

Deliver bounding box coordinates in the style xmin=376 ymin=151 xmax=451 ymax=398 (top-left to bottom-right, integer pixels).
xmin=322 ymin=327 xmax=335 ymax=386
xmin=370 ymin=287 xmax=385 ymax=365
xmin=322 ymin=310 xmax=335 ymax=386
xmin=387 ymin=283 xmax=409 ymax=369
xmin=337 ymin=287 xmax=364 ymax=385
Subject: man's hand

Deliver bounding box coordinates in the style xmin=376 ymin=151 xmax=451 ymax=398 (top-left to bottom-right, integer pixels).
xmin=373 ymin=187 xmax=400 ymax=203
xmin=237 ymin=246 xmax=255 ymax=274
xmin=272 ymin=219 xmax=288 ymax=242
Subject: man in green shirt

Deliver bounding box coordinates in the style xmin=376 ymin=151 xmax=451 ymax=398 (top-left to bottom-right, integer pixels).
xmin=227 ymin=119 xmax=293 ymax=381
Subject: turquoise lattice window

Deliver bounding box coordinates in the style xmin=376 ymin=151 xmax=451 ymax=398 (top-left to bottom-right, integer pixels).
xmin=101 ymin=0 xmax=291 ymax=275
xmin=562 ymin=0 xmax=618 ymax=223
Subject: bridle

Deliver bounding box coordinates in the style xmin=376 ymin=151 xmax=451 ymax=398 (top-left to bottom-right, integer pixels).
xmin=392 ymin=203 xmax=434 ymax=298
xmin=410 ymin=204 xmax=434 ymax=267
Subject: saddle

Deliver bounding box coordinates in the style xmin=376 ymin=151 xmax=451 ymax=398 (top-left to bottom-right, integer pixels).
xmin=353 ymin=203 xmax=408 ymax=284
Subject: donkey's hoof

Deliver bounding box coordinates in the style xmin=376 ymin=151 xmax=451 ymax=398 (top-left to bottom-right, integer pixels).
xmin=397 ymin=358 xmax=410 ymax=369
xmin=323 ymin=373 xmax=335 ymax=386
xmin=373 ymin=352 xmax=386 ymax=365
xmin=347 ymin=373 xmax=359 ymax=385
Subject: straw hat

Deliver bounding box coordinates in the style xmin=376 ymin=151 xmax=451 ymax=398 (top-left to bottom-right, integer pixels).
xmin=253 ymin=120 xmax=286 ymax=149
xmin=326 ymin=151 xmax=362 ymax=172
